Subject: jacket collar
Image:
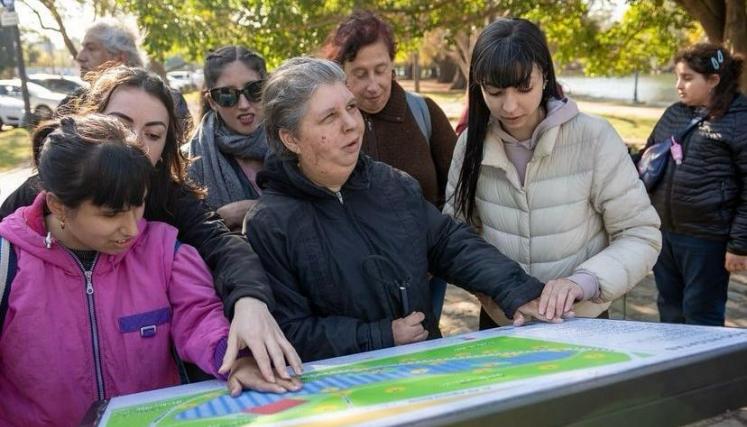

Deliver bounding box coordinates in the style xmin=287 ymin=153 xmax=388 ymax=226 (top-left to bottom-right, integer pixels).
xmin=258 ymin=154 xmax=372 ymax=200
xmin=363 ymin=80 xmax=408 ymax=123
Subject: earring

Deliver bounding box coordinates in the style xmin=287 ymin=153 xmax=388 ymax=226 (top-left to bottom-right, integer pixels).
xmin=543 ymin=80 xmax=548 ymax=90
xmin=44 ymin=232 xmax=53 ymax=249
xmin=60 ymin=219 xmax=65 ymax=230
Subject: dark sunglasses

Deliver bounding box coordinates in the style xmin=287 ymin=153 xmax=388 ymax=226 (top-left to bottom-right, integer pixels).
xmin=209 ymin=80 xmax=263 ymax=107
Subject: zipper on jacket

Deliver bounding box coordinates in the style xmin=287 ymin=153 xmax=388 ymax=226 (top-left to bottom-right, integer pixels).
xmin=336 ymin=190 xmax=401 ymax=318
xmin=65 ymin=249 xmax=105 ymax=400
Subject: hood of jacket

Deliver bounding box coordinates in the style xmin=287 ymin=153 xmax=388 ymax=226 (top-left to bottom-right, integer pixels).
xmin=494 ymin=97 xmax=580 ymax=150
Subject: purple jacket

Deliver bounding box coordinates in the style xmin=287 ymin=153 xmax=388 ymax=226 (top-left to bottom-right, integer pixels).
xmin=0 ymin=194 xmax=230 ymax=427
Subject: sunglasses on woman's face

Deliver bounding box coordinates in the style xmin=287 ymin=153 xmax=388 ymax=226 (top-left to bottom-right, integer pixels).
xmin=209 ymin=80 xmax=263 ymax=107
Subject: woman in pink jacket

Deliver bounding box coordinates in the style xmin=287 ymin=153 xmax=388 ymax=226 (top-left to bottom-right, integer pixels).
xmin=0 ymin=115 xmax=300 ymax=427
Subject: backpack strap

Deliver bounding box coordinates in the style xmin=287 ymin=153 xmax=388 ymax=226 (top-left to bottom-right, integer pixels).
xmin=0 ymin=236 xmax=18 ymax=333
xmin=405 ymin=91 xmax=432 ymax=144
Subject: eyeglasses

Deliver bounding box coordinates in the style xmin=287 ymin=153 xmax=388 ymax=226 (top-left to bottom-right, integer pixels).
xmin=209 ymin=80 xmax=263 ymax=107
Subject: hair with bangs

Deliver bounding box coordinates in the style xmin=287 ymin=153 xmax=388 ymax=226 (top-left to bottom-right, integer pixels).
xmin=36 ymin=115 xmax=152 ymax=211
xmin=453 ymin=17 xmax=562 ymax=224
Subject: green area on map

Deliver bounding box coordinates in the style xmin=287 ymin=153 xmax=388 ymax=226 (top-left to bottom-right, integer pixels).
xmin=105 ymin=335 xmax=630 ymax=426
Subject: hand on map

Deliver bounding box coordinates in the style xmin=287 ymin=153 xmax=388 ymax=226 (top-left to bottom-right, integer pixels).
xmin=220 ymin=297 xmax=304 ymax=384
xmin=392 ymin=311 xmax=429 ymax=345
xmin=226 ymin=356 xmax=303 ymax=396
xmin=725 ymin=252 xmax=747 ymax=272
xmin=538 ymin=278 xmax=583 ymax=320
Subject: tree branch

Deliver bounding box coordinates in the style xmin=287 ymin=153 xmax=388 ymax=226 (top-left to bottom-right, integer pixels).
xmin=19 ymin=1 xmax=61 ymax=33
xmin=36 ymin=0 xmax=78 ymax=58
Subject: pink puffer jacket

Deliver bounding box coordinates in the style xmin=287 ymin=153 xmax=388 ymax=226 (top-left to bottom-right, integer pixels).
xmin=0 ymin=194 xmax=230 ymax=427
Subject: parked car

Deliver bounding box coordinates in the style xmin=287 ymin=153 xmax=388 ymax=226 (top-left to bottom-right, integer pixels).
xmin=0 ymin=94 xmax=26 ymax=129
xmin=0 ymin=79 xmax=66 ymax=120
xmin=191 ymin=69 xmax=204 ymax=90
xmin=166 ymin=71 xmax=196 ymax=93
xmin=28 ymin=73 xmax=86 ymax=95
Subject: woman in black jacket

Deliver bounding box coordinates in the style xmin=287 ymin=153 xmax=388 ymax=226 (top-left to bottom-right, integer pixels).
xmin=0 ymin=66 xmax=302 ymax=386
xmin=645 ymin=44 xmax=747 ymax=326
xmin=243 ymin=57 xmax=571 ymax=363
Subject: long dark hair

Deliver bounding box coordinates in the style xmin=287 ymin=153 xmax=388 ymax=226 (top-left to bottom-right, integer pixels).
xmin=200 ymin=45 xmax=267 ymax=117
xmin=674 ymin=43 xmax=743 ymax=118
xmin=453 ymin=18 xmax=563 ymax=224
xmin=36 ymin=115 xmax=152 ymax=210
xmin=31 ymin=66 xmax=204 ymax=214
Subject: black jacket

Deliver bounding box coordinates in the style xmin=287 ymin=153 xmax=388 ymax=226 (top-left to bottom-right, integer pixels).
xmin=646 ymin=95 xmax=747 ymax=254
xmin=244 ymin=155 xmax=545 ymax=362
xmin=0 ymin=175 xmax=273 ymax=317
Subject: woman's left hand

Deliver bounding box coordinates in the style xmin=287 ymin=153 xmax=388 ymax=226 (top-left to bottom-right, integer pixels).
xmin=226 ymin=357 xmax=303 ymax=396
xmin=725 ymin=252 xmax=747 ymax=272
xmin=538 ymin=278 xmax=583 ymax=320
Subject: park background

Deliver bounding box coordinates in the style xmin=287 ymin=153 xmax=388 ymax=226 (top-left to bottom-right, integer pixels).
xmin=1 ymin=1 xmax=747 ymax=424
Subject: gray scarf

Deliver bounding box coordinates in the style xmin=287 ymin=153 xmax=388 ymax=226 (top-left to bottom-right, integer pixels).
xmin=187 ymin=111 xmax=267 ymax=209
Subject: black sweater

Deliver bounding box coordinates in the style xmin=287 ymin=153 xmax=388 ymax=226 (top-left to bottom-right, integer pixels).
xmin=646 ymin=95 xmax=747 ymax=254
xmin=244 ymin=154 xmax=545 ymax=362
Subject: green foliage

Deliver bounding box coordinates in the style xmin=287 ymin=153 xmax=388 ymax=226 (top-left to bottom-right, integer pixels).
xmin=582 ymin=0 xmax=695 ymax=76
xmin=115 ymin=0 xmax=597 ymax=68
xmin=109 ymin=0 xmax=695 ymax=77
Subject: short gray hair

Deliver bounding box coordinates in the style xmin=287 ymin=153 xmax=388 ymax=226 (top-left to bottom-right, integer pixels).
xmin=263 ymin=57 xmax=346 ymax=159
xmin=86 ymin=19 xmax=146 ymax=68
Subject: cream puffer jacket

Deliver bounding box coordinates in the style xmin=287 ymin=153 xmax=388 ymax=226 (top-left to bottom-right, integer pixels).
xmin=444 ymin=112 xmax=662 ymax=320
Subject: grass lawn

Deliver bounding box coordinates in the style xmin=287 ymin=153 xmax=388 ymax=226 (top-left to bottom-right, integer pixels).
xmin=0 ymin=128 xmax=31 ymax=171
xmin=597 ymin=114 xmax=656 ymax=148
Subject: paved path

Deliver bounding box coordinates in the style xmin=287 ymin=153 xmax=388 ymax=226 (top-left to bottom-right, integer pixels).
xmin=0 ymin=162 xmax=32 ymax=206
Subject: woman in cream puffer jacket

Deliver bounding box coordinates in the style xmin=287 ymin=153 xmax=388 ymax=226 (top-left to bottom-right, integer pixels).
xmin=444 ymin=18 xmax=662 ymax=323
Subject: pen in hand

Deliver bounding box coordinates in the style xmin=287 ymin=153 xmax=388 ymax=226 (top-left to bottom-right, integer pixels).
xmin=399 ymin=281 xmax=410 ymax=315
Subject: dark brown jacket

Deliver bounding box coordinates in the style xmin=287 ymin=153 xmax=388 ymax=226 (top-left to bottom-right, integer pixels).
xmin=361 ymin=80 xmax=456 ymax=208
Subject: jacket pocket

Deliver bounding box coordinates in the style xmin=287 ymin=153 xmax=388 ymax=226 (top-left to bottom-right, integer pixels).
xmin=118 ymin=307 xmax=171 ymax=338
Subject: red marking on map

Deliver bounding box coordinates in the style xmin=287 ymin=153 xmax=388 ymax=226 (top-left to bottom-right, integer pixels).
xmin=245 ymin=398 xmax=307 ymax=415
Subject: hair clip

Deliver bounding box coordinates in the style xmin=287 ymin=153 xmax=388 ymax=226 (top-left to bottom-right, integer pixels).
xmin=711 ymin=49 xmax=724 ymax=70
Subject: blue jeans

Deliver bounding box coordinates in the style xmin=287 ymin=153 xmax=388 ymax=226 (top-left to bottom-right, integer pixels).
xmin=654 ymin=230 xmax=730 ymax=326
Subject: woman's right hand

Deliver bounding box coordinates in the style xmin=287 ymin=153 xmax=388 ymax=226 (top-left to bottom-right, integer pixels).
xmin=392 ymin=312 xmax=428 ymax=345
xmin=220 ymin=298 xmax=303 ymax=384
xmin=217 ymin=200 xmax=257 ymax=230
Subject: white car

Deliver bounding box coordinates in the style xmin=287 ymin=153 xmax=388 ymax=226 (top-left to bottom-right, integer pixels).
xmin=0 ymin=79 xmax=66 ymax=120
xmin=166 ymin=71 xmax=195 ymax=93
xmin=28 ymin=73 xmax=86 ymax=95
xmin=0 ymin=94 xmax=26 ymax=129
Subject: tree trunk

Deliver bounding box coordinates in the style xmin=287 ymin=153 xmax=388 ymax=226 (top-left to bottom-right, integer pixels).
xmin=450 ymin=69 xmax=467 ymax=90
xmin=435 ymin=57 xmax=458 ymax=84
xmin=412 ymin=51 xmax=420 ymax=93
xmin=673 ymin=0 xmax=726 ymax=43
xmin=724 ymin=0 xmax=747 ymax=93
